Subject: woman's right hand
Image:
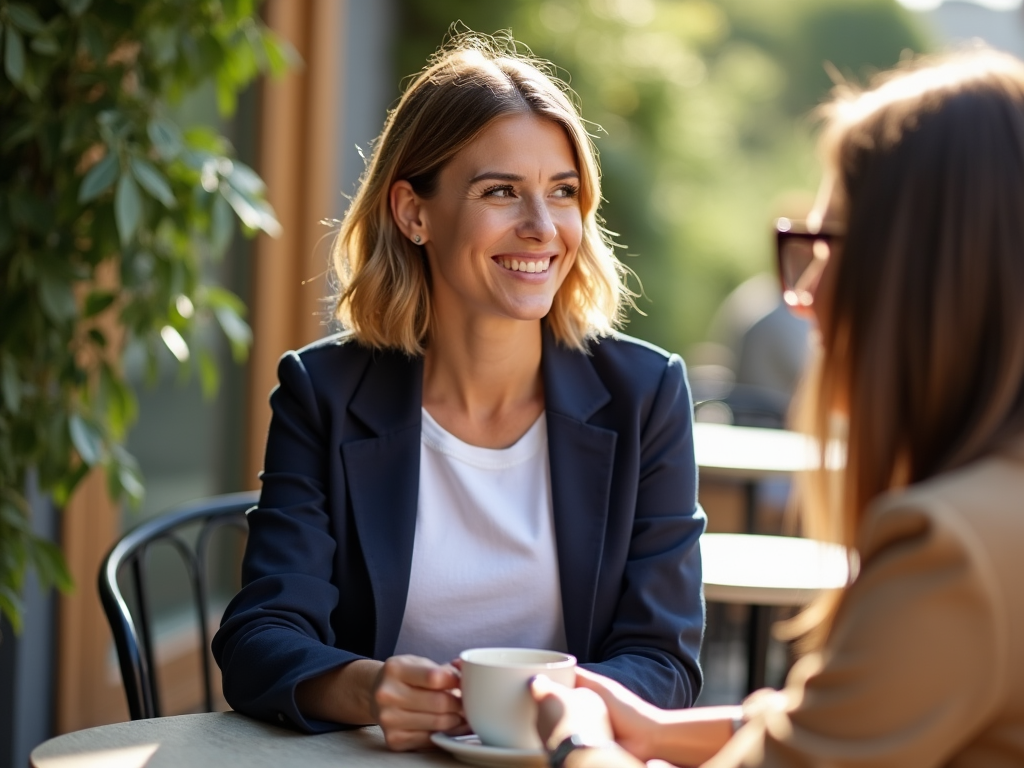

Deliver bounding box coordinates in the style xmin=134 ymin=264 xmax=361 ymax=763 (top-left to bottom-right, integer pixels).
xmin=573 ymin=668 xmax=663 ymax=761
xmin=371 ymin=654 xmax=466 ymax=751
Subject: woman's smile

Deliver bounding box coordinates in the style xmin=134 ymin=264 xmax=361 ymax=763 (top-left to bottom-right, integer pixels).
xmin=494 ymin=254 xmax=555 ymax=275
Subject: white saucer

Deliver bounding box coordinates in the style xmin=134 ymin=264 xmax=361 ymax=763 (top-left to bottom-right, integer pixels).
xmin=430 ymin=733 xmax=547 ymax=768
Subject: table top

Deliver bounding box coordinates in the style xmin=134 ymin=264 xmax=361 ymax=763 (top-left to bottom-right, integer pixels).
xmin=693 ymin=422 xmax=819 ymax=480
xmin=700 ymin=533 xmax=850 ymax=606
xmin=31 ymin=712 xmax=453 ymax=768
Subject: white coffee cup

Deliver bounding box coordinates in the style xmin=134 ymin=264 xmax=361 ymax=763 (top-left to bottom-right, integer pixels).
xmin=459 ymin=647 xmax=577 ymax=750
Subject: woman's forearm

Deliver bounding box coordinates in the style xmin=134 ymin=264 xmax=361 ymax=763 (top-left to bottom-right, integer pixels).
xmin=295 ymin=658 xmax=383 ymax=725
xmin=643 ymin=705 xmax=740 ymax=766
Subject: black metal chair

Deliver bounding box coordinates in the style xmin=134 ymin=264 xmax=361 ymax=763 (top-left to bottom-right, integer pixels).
xmin=98 ymin=491 xmax=257 ymax=720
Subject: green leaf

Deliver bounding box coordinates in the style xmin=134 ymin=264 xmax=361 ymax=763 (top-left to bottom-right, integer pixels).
xmin=210 ymin=192 xmax=234 ymax=255
xmin=215 ymin=74 xmax=237 ymax=116
xmin=147 ymin=117 xmax=183 ymax=160
xmin=0 ymin=499 xmax=30 ymax=532
xmin=4 ymin=25 xmax=25 ymax=85
xmin=0 ymin=585 xmax=24 ymax=634
xmin=38 ymin=275 xmax=77 ymax=321
xmin=60 ymin=0 xmax=93 ymax=17
xmin=198 ymin=348 xmax=220 ymax=399
xmin=78 ymin=16 xmax=104 ymax=61
xmin=1 ymin=356 xmax=20 ymax=412
xmin=159 ymin=325 xmax=190 ymax=363
xmin=68 ymin=414 xmax=103 ymax=465
xmin=114 ymin=174 xmax=142 ymax=246
xmin=118 ymin=463 xmax=144 ymax=502
xmin=110 ymin=444 xmax=144 ymax=504
xmin=88 ymin=328 xmax=106 ymax=348
xmin=78 ymin=152 xmax=120 ymax=203
xmin=129 ymin=157 xmax=176 ymax=208
xmin=262 ymin=33 xmax=298 ymax=78
xmin=226 ymin=161 xmax=265 ymax=195
xmin=29 ymin=539 xmax=73 ymax=593
xmin=84 ymin=290 xmax=116 ymax=317
xmin=52 ymin=462 xmax=90 ymax=508
xmin=203 ymin=284 xmax=247 ymax=314
xmin=220 ymin=184 xmax=281 ymax=238
xmin=0 ymin=211 xmax=11 ymax=254
xmin=7 ymin=4 xmax=45 ymax=35
xmin=214 ymin=306 xmax=252 ymax=362
xmin=30 ymin=35 xmax=60 ymax=56
xmin=145 ymin=26 xmax=177 ymax=67
xmin=99 ymin=364 xmax=137 ymax=438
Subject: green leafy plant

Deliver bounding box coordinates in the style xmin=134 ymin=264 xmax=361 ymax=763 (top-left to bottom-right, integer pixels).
xmin=0 ymin=0 xmax=292 ymax=632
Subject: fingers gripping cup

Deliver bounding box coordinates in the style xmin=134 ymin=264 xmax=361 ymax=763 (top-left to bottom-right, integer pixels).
xmin=459 ymin=648 xmax=577 ymax=750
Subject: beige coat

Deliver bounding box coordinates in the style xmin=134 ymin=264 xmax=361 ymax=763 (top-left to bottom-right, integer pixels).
xmin=707 ymin=441 xmax=1024 ymax=767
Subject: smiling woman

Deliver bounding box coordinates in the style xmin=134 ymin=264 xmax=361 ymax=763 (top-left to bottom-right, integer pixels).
xmin=212 ymin=30 xmax=706 ymax=752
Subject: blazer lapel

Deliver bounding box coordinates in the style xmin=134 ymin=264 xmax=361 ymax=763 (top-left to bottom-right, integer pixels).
xmin=542 ymin=330 xmax=616 ymax=658
xmin=341 ymin=349 xmax=423 ymax=659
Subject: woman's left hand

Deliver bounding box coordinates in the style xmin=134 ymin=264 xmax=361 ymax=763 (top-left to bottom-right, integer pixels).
xmin=529 ymin=674 xmax=614 ymax=750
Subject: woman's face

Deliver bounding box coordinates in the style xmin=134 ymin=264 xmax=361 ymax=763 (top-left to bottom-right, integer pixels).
xmin=395 ymin=113 xmax=583 ymax=325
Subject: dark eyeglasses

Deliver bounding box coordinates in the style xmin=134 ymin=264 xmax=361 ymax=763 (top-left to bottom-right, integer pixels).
xmin=775 ymin=217 xmax=844 ymax=310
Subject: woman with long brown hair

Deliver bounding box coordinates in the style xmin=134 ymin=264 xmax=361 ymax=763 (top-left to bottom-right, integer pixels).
xmin=213 ymin=32 xmax=706 ymax=752
xmin=530 ymin=48 xmax=1024 ymax=768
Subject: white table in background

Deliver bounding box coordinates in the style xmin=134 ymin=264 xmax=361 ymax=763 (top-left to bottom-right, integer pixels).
xmin=693 ymin=422 xmax=818 ymax=481
xmin=701 ymin=533 xmax=849 ymax=606
xmin=700 ymin=532 xmax=849 ymax=694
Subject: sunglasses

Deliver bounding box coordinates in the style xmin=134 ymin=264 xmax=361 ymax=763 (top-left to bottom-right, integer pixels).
xmin=775 ymin=217 xmax=843 ymax=310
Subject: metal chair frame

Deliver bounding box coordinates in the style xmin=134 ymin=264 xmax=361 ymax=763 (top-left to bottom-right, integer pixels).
xmin=98 ymin=491 xmax=257 ymax=720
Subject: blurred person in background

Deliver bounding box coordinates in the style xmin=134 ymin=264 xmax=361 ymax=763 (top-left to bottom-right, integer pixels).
xmin=530 ymin=48 xmax=1024 ymax=767
xmin=213 ymin=31 xmax=706 ymax=751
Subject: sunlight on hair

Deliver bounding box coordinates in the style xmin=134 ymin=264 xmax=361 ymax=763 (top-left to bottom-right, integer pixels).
xmin=828 ymin=48 xmax=1024 ymax=128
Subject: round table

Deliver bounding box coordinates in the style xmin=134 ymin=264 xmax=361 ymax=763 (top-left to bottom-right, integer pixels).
xmin=701 ymin=533 xmax=850 ymax=606
xmin=31 ymin=712 xmax=453 ymax=768
xmin=693 ymin=423 xmax=818 ymax=481
xmin=700 ymin=532 xmax=849 ymax=694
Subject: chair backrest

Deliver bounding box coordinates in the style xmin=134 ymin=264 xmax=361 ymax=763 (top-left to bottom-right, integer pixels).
xmin=98 ymin=491 xmax=257 ymax=720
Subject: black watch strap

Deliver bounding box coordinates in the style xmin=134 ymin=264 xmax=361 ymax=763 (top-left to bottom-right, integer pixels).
xmin=548 ymin=733 xmax=611 ymax=768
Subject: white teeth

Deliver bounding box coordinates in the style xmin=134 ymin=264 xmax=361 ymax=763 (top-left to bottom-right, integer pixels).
xmin=497 ymin=258 xmax=551 ymax=273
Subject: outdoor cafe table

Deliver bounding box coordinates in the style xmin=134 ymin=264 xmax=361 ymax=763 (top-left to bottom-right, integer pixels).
xmin=31 ymin=712 xmax=456 ymax=768
xmin=692 ymin=423 xmax=830 ymax=695
xmin=699 ymin=532 xmax=849 ymax=694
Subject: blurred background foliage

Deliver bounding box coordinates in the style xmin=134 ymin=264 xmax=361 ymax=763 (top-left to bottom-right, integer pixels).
xmin=0 ymin=0 xmax=290 ymax=631
xmin=395 ymin=0 xmax=932 ymax=355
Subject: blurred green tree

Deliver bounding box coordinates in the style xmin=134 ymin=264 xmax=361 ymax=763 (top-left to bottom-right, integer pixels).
xmin=0 ymin=0 xmax=293 ymax=633
xmin=394 ymin=0 xmax=930 ymax=353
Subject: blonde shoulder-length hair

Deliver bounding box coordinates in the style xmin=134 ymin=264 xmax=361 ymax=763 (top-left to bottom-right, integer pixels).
xmin=331 ymin=32 xmax=628 ymax=355
xmin=792 ymin=48 xmax=1024 ymax=647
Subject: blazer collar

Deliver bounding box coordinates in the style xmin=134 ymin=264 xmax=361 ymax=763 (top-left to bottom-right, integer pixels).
xmin=541 ymin=327 xmax=611 ymax=424
xmin=348 ymin=347 xmax=423 ymax=436
xmin=346 ymin=328 xmax=612 ymax=434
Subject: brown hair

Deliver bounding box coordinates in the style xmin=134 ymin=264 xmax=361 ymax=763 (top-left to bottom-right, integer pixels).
xmin=331 ymin=31 xmax=628 ymax=354
xmin=794 ymin=49 xmax=1024 ymax=645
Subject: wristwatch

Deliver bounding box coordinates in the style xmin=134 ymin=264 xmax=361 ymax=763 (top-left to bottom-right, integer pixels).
xmin=548 ymin=733 xmax=613 ymax=768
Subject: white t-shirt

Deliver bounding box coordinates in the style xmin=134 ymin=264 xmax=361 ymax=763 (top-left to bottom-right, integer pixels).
xmin=392 ymin=408 xmax=567 ymax=664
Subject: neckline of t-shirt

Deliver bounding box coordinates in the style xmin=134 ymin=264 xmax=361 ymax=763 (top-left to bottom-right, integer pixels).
xmin=420 ymin=408 xmax=547 ymax=469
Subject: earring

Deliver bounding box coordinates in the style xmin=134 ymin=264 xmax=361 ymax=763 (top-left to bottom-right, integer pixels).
xmin=413 ymin=234 xmax=422 ymax=244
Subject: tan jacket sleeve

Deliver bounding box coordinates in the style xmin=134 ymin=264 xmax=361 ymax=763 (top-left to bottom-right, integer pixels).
xmin=702 ymin=498 xmax=1008 ymax=768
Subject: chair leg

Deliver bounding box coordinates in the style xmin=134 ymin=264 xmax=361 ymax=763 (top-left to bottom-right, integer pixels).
xmin=746 ymin=604 xmax=772 ymax=694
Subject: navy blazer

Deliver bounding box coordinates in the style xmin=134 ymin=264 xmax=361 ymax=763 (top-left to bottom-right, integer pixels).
xmin=213 ymin=328 xmax=706 ymax=732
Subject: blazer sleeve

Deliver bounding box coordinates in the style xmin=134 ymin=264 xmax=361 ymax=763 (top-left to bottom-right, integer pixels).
xmin=582 ymin=353 xmax=706 ymax=708
xmin=212 ymin=352 xmax=364 ymax=733
xmin=704 ymin=499 xmax=1007 ymax=768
